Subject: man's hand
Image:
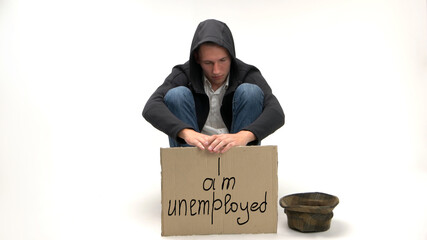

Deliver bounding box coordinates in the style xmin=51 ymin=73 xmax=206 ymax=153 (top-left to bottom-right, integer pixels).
xmin=178 ymin=129 xmax=256 ymax=153
xmin=206 ymin=130 xmax=256 ymax=154
xmin=178 ymin=129 xmax=210 ymax=151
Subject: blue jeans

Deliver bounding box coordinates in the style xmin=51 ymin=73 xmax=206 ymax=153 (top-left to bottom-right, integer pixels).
xmin=164 ymin=83 xmax=264 ymax=147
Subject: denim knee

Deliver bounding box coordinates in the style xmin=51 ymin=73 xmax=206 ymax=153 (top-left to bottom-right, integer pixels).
xmin=234 ymin=83 xmax=264 ymax=105
xmin=231 ymin=83 xmax=264 ymax=135
xmin=164 ymin=86 xmax=198 ymax=147
xmin=164 ymin=86 xmax=193 ymax=108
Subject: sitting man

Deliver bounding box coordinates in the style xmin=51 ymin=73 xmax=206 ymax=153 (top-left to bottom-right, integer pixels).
xmin=143 ymin=19 xmax=284 ymax=153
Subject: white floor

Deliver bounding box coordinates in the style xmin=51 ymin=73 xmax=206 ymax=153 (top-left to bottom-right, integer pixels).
xmin=1 ymin=0 xmax=427 ymax=239
xmin=1 ymin=151 xmax=426 ymax=240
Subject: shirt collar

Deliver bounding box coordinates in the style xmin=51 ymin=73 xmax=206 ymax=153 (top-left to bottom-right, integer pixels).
xmin=203 ymin=75 xmax=230 ymax=91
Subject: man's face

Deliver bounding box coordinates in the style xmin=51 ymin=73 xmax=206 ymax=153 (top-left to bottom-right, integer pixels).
xmin=196 ymin=44 xmax=231 ymax=90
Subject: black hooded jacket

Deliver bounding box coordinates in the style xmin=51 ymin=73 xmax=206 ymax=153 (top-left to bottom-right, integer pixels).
xmin=143 ymin=19 xmax=284 ymax=144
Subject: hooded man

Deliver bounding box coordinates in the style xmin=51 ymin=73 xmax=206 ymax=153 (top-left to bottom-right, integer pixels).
xmin=143 ymin=19 xmax=284 ymax=153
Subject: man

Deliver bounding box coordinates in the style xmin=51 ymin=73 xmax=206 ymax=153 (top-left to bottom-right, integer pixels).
xmin=143 ymin=19 xmax=284 ymax=153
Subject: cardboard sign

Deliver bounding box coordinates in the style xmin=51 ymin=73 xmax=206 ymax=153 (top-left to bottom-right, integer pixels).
xmin=160 ymin=146 xmax=278 ymax=236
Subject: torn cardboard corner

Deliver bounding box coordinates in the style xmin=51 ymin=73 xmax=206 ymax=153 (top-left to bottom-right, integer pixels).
xmin=160 ymin=145 xmax=278 ymax=236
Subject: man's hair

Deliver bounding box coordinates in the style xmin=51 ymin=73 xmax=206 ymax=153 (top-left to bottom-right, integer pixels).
xmin=196 ymin=41 xmax=219 ymax=54
xmin=194 ymin=41 xmax=230 ymax=62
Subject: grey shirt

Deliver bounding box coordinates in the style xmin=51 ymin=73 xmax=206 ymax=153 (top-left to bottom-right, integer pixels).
xmin=201 ymin=76 xmax=230 ymax=135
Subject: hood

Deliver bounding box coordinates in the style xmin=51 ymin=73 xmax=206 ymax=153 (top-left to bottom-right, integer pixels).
xmin=190 ymin=19 xmax=235 ymax=58
xmin=189 ymin=19 xmax=236 ymax=91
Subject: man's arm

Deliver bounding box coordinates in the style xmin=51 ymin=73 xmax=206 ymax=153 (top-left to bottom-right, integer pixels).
xmin=240 ymin=69 xmax=285 ymax=142
xmin=142 ymin=65 xmax=193 ymax=141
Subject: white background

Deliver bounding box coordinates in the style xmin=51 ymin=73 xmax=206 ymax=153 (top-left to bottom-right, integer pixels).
xmin=1 ymin=0 xmax=426 ymax=239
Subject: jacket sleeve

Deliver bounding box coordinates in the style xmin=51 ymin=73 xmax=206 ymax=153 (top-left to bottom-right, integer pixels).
xmin=142 ymin=66 xmax=193 ymax=142
xmin=242 ymin=69 xmax=285 ymax=142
